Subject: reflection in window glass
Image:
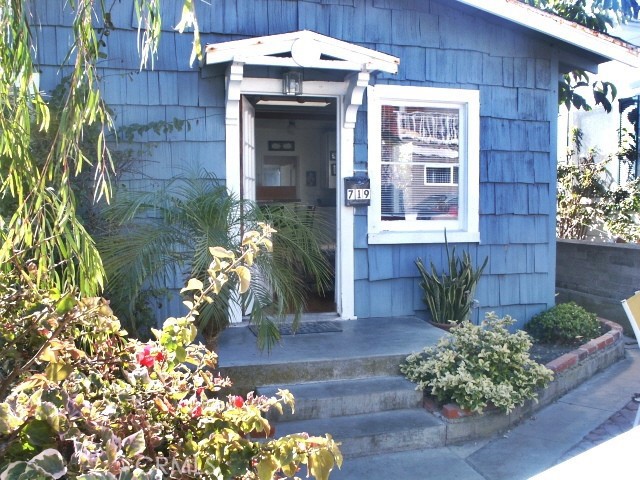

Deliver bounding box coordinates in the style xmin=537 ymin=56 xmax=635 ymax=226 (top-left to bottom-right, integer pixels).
xmin=380 ymin=106 xmax=459 ymax=221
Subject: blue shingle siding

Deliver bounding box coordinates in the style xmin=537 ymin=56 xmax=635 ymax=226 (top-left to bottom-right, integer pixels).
xmin=502 ymin=57 xmax=515 ymax=87
xmin=364 ymin=4 xmax=393 ymax=44
xmin=513 ymin=58 xmax=537 ymax=89
xmin=35 ymin=0 xmax=570 ymax=325
xmin=475 ymin=273 xmax=500 ymax=308
xmin=519 ymin=273 xmax=550 ymax=304
xmin=267 ymin=0 xmax=299 ymax=33
xmin=489 ymin=245 xmax=525 ymax=275
xmin=367 ymin=280 xmax=394 ymax=316
xmin=368 ymin=246 xmax=396 ymax=281
xmin=480 ymin=85 xmax=519 ymax=119
xmin=355 ymin=250 xmax=370 ymax=280
xmin=499 ymin=274 xmax=521 ymax=305
xmin=354 ymin=280 xmax=371 ymax=318
xmin=391 ymin=9 xmax=439 ymax=47
xmin=495 ymin=184 xmax=529 ymax=215
xmin=482 ymin=55 xmax=503 ymax=86
xmin=298 ymin=2 xmax=330 ymax=32
xmin=425 ymin=49 xmax=457 ymax=84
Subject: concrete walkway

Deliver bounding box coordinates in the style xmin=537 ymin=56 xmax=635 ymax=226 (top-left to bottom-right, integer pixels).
xmin=333 ymin=343 xmax=640 ymax=480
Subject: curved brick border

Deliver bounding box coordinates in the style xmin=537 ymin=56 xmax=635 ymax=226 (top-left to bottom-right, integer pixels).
xmin=546 ymin=318 xmax=622 ymax=374
xmin=423 ymin=318 xmax=626 ymax=444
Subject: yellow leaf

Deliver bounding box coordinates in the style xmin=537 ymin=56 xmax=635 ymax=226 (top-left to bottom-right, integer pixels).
xmin=256 ymin=457 xmax=278 ymax=480
xmin=309 ymin=449 xmax=336 ymax=480
xmin=235 ymin=266 xmax=251 ymax=294
xmin=44 ymin=363 xmax=73 ymax=383
xmin=209 ymin=246 xmax=234 ymax=259
xmin=38 ymin=347 xmax=58 ymax=363
xmin=181 ymin=278 xmax=203 ymax=293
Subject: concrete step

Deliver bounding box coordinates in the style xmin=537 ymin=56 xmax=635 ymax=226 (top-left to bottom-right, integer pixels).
xmin=274 ymin=408 xmax=445 ymax=458
xmin=259 ymin=376 xmax=423 ymax=421
xmin=219 ymin=354 xmax=407 ymax=394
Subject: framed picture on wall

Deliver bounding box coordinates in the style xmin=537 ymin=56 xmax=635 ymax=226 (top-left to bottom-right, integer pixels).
xmin=268 ymin=140 xmax=295 ymax=151
xmin=306 ymin=171 xmax=317 ymax=187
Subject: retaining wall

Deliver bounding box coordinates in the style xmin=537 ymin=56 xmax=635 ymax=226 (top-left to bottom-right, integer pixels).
xmin=556 ymin=239 xmax=640 ymax=336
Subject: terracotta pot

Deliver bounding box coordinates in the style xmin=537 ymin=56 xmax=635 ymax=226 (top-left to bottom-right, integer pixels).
xmin=428 ymin=321 xmax=456 ymax=331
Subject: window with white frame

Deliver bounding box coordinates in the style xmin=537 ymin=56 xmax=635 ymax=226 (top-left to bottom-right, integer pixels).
xmin=367 ymin=85 xmax=480 ymax=244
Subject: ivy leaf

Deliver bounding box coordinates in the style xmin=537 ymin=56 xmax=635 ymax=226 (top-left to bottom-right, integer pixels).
xmin=122 ymin=430 xmax=146 ymax=457
xmin=0 ymin=403 xmax=22 ymax=435
xmin=36 ymin=402 xmax=63 ymax=432
xmin=0 ymin=462 xmax=28 ymax=480
xmin=27 ymin=449 xmax=67 ymax=479
xmin=23 ymin=420 xmax=55 ymax=447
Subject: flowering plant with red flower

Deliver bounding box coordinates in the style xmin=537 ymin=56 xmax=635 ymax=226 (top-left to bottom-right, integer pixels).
xmin=1 ymin=227 xmax=342 ymax=479
xmin=136 ymin=344 xmax=165 ymax=368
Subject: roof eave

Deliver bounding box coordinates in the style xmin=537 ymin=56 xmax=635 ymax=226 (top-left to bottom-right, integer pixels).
xmin=455 ymin=0 xmax=640 ymax=68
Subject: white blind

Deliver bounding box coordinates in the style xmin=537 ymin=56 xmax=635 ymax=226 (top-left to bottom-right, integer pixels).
xmin=380 ymin=105 xmax=460 ymax=221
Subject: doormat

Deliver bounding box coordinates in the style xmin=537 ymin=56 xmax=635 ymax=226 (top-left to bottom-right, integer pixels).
xmin=249 ymin=321 xmax=343 ymax=336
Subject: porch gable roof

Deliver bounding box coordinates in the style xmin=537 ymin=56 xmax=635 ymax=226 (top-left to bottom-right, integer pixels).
xmin=204 ymin=30 xmax=399 ymax=74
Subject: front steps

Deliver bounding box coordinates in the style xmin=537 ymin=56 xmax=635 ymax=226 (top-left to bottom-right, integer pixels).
xmin=215 ymin=317 xmax=449 ymax=458
xmin=259 ymin=375 xmax=444 ymax=458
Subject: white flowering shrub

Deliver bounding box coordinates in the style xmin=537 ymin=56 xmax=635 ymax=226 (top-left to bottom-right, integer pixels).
xmin=401 ymin=313 xmax=554 ymax=414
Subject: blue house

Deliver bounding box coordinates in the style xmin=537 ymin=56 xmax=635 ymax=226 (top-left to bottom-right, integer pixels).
xmin=34 ymin=0 xmax=639 ymax=328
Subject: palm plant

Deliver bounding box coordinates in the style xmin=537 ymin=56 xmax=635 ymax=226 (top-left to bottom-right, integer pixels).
xmin=97 ymin=169 xmax=332 ymax=350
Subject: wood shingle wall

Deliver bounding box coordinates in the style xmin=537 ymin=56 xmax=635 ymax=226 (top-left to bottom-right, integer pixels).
xmin=34 ymin=0 xmax=561 ymax=327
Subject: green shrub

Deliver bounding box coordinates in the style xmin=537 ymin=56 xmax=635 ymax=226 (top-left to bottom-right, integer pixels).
xmin=401 ymin=313 xmax=553 ymax=414
xmin=525 ymin=302 xmax=601 ymax=345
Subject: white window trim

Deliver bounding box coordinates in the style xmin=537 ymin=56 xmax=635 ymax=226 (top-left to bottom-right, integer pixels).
xmin=367 ymin=85 xmax=480 ymax=244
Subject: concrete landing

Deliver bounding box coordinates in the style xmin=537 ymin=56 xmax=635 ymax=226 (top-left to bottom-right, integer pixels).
xmin=217 ymin=316 xmax=445 ymax=367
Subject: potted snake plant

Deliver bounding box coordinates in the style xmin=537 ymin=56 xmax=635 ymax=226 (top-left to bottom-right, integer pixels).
xmin=415 ymin=235 xmax=488 ymax=330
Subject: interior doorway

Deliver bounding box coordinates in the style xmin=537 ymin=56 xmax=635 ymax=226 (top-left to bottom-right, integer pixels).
xmin=246 ymin=95 xmax=338 ymax=314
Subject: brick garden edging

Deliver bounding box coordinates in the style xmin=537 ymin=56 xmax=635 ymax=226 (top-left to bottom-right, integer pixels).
xmin=423 ymin=318 xmax=626 ymax=444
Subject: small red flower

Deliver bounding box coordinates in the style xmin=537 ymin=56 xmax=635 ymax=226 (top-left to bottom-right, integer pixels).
xmin=192 ymin=404 xmax=203 ymax=418
xmin=136 ymin=345 xmax=164 ymax=368
xmin=232 ymin=396 xmax=244 ymax=408
xmin=196 ymin=387 xmax=205 ymax=396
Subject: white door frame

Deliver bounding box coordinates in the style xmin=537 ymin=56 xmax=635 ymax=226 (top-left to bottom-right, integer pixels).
xmin=223 ymin=69 xmax=369 ymax=320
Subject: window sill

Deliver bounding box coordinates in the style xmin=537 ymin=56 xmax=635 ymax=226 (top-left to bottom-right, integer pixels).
xmin=367 ymin=229 xmax=480 ymax=245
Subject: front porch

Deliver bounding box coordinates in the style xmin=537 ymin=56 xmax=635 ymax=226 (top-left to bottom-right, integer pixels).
xmin=216 ymin=316 xmax=446 ymax=391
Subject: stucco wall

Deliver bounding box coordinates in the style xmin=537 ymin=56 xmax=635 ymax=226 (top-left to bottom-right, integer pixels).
xmin=556 ymin=239 xmax=640 ymax=335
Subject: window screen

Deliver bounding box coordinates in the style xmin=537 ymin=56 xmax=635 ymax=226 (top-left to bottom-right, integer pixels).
xmin=380 ymin=106 xmax=459 ymax=221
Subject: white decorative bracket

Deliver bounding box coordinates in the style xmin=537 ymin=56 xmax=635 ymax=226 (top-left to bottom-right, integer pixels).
xmin=225 ymin=62 xmax=244 ymax=126
xmin=344 ymin=71 xmax=370 ymax=129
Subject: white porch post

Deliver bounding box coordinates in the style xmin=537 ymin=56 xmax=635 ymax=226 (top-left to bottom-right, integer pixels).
xmin=225 ymin=62 xmax=244 ymax=196
xmin=337 ymin=71 xmax=370 ymax=320
xmin=225 ymin=62 xmax=244 ymax=323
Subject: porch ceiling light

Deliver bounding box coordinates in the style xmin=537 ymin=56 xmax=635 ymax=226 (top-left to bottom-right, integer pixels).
xmin=256 ymin=99 xmax=330 ymax=107
xmin=283 ymin=71 xmax=303 ymax=96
